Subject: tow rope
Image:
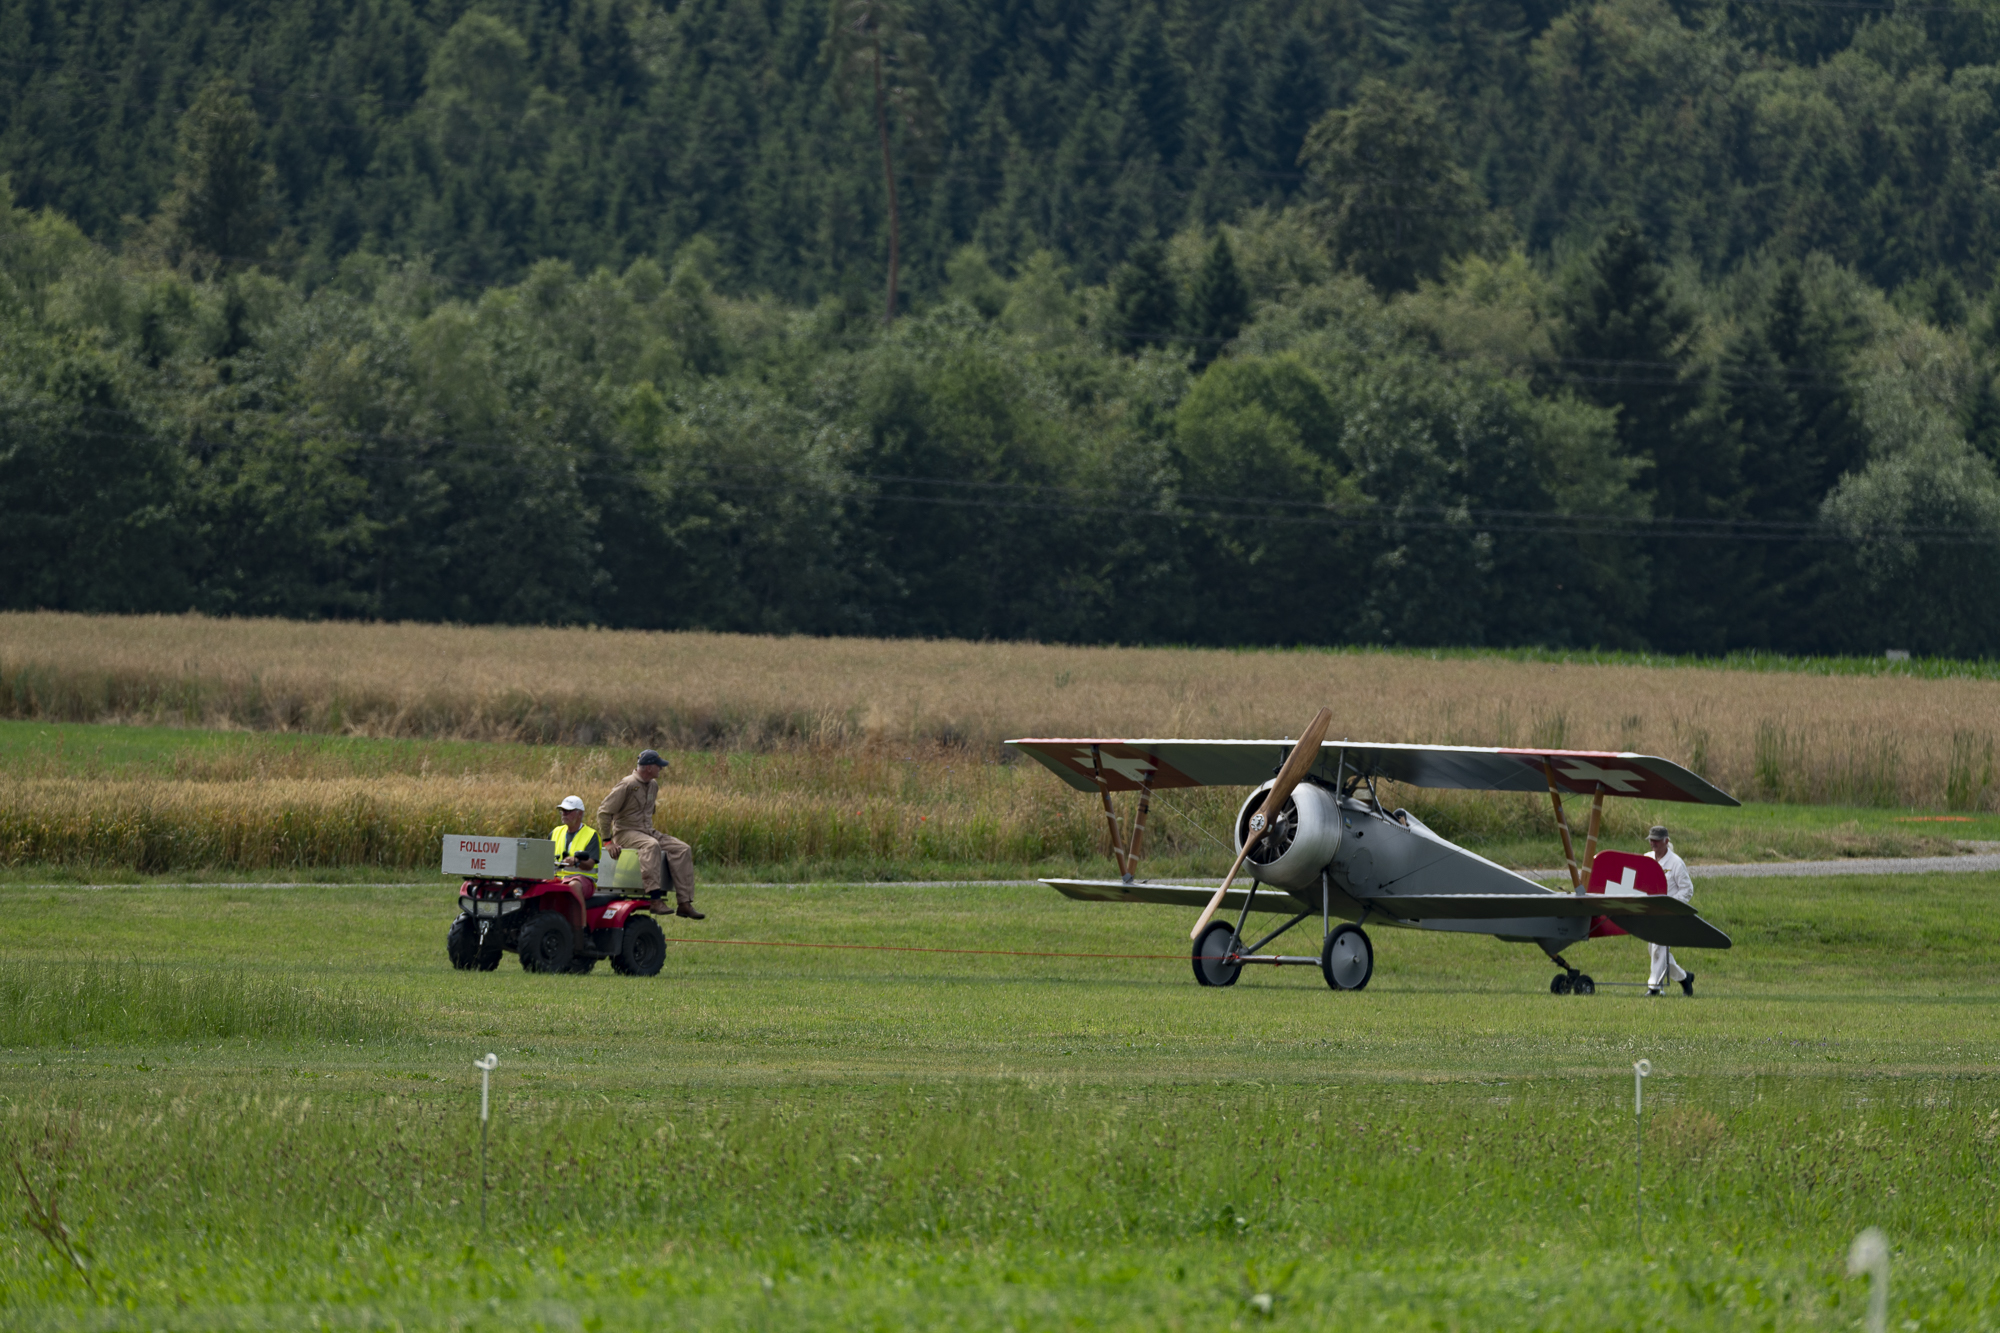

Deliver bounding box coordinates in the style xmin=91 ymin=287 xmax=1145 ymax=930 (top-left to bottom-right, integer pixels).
xmin=659 ymin=935 xmax=1182 ymax=961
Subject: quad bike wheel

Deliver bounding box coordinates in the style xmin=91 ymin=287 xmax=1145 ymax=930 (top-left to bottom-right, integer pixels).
xmin=447 ymin=916 xmax=501 ymax=972
xmin=517 ymin=912 xmax=575 ymax=974
xmin=613 ymin=916 xmax=667 ymax=977
xmin=447 ymin=916 xmax=480 ymax=970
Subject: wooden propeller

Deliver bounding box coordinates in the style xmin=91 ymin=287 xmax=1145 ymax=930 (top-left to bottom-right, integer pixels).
xmin=1189 ymin=706 xmax=1334 ymax=941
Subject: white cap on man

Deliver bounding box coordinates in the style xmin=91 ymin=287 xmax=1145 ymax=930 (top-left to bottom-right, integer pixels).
xmin=557 ymin=795 xmax=586 ymax=812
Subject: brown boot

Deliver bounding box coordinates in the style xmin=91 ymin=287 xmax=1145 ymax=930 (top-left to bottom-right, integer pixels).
xmin=676 ymin=906 xmax=705 ymax=920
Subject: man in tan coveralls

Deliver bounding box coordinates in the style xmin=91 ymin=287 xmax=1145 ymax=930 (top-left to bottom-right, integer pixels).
xmin=600 ymin=749 xmax=704 ymax=919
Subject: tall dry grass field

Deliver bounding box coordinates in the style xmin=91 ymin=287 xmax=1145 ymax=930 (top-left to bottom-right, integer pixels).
xmin=0 ymin=766 xmax=1116 ymax=873
xmin=0 ymin=733 xmax=1728 ymax=874
xmin=2 ymin=611 xmax=1995 ymax=809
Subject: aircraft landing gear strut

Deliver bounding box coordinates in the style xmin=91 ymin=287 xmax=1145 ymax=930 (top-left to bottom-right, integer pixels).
xmin=1189 ymin=874 xmax=1374 ymax=991
xmin=1544 ymin=951 xmax=1596 ymax=997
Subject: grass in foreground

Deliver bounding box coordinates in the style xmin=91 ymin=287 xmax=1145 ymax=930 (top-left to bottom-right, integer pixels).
xmin=4 ymin=869 xmax=2000 ymax=1328
xmin=5 ymin=1077 xmax=1990 ymax=1329
xmin=2 ymin=720 xmax=1997 ymax=878
xmin=0 ymin=962 xmax=405 ymax=1046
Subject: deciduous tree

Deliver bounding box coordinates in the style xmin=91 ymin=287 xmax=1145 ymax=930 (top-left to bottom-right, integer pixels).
xmin=1300 ymin=79 xmax=1484 ymax=294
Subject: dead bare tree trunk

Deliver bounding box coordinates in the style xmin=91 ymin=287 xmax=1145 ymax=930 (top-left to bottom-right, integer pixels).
xmin=871 ymin=30 xmax=900 ymax=326
xmin=828 ymin=0 xmax=933 ymax=325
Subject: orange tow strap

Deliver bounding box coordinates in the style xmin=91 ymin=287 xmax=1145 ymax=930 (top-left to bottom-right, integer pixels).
xmin=659 ymin=936 xmax=1182 ymax=961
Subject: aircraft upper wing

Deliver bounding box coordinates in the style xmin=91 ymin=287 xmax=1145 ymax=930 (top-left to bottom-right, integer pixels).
xmin=1008 ymin=738 xmax=1738 ymax=806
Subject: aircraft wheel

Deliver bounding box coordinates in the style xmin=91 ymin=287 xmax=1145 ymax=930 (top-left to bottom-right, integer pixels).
xmin=1191 ymin=922 xmax=1243 ymax=988
xmin=1321 ymin=924 xmax=1373 ymax=991
xmin=1550 ymin=973 xmax=1573 ymax=996
xmin=1573 ymin=974 xmax=1596 ymax=996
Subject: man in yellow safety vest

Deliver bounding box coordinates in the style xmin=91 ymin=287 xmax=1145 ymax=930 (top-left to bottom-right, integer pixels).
xmin=549 ymin=795 xmax=601 ymax=902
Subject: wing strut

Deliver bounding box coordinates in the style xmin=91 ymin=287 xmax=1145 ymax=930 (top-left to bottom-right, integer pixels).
xmin=1091 ymin=744 xmax=1158 ymax=885
xmin=1090 ymin=745 xmax=1129 ymax=880
xmin=1124 ymin=771 xmax=1155 ymax=885
xmin=1543 ymin=759 xmax=1582 ymax=891
xmin=1582 ymin=782 xmax=1606 ymax=874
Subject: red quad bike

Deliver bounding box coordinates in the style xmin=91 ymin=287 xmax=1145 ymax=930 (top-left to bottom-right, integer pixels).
xmin=447 ymin=866 xmax=669 ymax=976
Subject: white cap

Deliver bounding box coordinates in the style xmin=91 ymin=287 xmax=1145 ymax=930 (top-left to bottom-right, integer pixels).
xmin=557 ymin=795 xmax=586 ymax=812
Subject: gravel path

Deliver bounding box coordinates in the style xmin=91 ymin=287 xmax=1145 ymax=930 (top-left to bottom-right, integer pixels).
xmin=1527 ymin=853 xmax=2000 ymax=882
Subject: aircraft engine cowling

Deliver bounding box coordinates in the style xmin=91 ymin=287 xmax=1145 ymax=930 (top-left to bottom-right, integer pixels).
xmin=1232 ymin=780 xmax=1342 ymax=891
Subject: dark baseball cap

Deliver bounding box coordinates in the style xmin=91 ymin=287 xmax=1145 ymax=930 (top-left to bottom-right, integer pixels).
xmin=637 ymin=749 xmax=667 ymax=768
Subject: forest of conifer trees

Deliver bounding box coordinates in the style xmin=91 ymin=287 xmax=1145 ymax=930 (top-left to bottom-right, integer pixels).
xmin=4 ymin=0 xmax=2000 ymax=653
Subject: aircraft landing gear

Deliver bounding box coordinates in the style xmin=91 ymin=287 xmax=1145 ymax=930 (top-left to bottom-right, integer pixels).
xmin=1549 ymin=967 xmax=1595 ymax=996
xmin=1192 ymin=921 xmax=1244 ymax=987
xmin=1542 ymin=948 xmax=1597 ymax=997
xmin=1320 ymin=923 xmax=1373 ymax=991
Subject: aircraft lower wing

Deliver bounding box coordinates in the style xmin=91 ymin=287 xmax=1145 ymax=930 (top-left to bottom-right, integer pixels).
xmin=1046 ymin=879 xmax=1312 ymax=914
xmin=1009 ymin=738 xmax=1737 ymax=805
xmin=1374 ymin=892 xmax=1732 ymax=949
xmin=1368 ymin=892 xmax=1693 ymax=920
xmin=1043 ymin=879 xmax=1732 ymax=949
xmin=1610 ymin=914 xmax=1733 ymax=949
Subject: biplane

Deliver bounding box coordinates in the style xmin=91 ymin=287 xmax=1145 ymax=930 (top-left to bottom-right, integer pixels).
xmin=1009 ymin=708 xmax=1737 ymax=994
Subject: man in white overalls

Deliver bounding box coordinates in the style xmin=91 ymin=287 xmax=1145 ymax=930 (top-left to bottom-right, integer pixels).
xmin=1646 ymin=825 xmax=1695 ymax=997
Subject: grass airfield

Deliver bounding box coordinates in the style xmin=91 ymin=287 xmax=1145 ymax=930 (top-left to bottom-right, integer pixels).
xmin=6 ymin=869 xmax=2000 ymax=1329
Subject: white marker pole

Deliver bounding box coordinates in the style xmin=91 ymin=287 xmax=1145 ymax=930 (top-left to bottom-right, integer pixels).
xmin=1848 ymin=1227 xmax=1888 ymax=1333
xmin=1632 ymin=1059 xmax=1651 ymax=1247
xmin=475 ymin=1053 xmax=498 ymax=1230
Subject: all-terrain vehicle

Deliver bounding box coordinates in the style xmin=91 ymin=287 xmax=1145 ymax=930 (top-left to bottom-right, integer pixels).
xmin=443 ymin=835 xmax=668 ymax=976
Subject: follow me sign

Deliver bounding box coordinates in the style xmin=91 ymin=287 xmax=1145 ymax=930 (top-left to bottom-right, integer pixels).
xmin=441 ymin=835 xmax=556 ymax=880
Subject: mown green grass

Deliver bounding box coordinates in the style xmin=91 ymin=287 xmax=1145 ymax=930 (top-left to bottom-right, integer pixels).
xmin=5 ymin=1077 xmax=1993 ymax=1329
xmin=0 ymin=962 xmax=407 ymax=1046
xmin=0 ymin=718 xmax=559 ymax=780
xmin=4 ymin=870 xmax=2000 ymax=1328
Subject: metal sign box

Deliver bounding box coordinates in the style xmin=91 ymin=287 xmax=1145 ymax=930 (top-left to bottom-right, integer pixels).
xmin=442 ymin=834 xmax=556 ymax=880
